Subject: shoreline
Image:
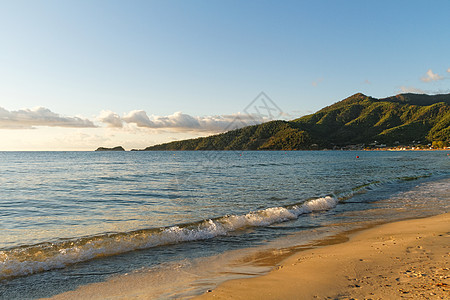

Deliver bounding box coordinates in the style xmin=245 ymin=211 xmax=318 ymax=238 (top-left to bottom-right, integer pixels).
xmin=128 ymin=148 xmax=450 ymax=152
xmin=43 ymin=213 xmax=450 ymax=300
xmin=196 ymin=213 xmax=450 ymax=299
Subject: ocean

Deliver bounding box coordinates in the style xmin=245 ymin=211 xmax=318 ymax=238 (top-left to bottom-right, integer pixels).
xmin=0 ymin=150 xmax=449 ymax=299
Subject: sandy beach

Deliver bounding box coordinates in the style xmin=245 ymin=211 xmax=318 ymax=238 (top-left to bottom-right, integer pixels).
xmin=197 ymin=213 xmax=449 ymax=300
xmin=45 ymin=213 xmax=449 ymax=300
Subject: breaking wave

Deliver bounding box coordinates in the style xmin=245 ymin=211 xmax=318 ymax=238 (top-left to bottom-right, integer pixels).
xmin=1 ymin=174 xmax=432 ymax=281
xmin=0 ymin=195 xmax=338 ymax=280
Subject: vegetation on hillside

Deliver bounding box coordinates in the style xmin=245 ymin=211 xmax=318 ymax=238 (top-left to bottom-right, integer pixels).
xmin=95 ymin=146 xmax=125 ymax=151
xmin=136 ymin=93 xmax=450 ymax=151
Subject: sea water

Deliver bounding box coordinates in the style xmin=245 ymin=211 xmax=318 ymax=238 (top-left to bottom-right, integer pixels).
xmin=0 ymin=151 xmax=449 ymax=299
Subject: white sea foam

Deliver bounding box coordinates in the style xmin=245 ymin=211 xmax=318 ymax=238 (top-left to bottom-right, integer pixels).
xmin=0 ymin=196 xmax=338 ymax=280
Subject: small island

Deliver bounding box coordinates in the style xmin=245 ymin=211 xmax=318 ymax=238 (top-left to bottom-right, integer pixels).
xmin=95 ymin=146 xmax=125 ymax=151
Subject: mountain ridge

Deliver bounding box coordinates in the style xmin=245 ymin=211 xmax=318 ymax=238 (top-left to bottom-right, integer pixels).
xmin=134 ymin=93 xmax=450 ymax=151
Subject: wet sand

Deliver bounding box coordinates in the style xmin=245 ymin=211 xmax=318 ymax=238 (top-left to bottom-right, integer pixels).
xmin=196 ymin=213 xmax=449 ymax=299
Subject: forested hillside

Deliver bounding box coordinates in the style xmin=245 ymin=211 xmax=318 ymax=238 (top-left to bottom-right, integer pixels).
xmin=136 ymin=93 xmax=450 ymax=150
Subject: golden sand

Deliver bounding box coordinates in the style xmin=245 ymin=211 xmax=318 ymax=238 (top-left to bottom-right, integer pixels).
xmin=197 ymin=213 xmax=449 ymax=300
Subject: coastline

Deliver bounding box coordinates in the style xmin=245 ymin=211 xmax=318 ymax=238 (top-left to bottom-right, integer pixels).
xmin=3 ymin=151 xmax=444 ymax=300
xmin=43 ymin=213 xmax=450 ymax=300
xmin=196 ymin=213 xmax=450 ymax=300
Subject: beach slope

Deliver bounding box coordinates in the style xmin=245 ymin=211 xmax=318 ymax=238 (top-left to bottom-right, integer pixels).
xmin=197 ymin=213 xmax=450 ymax=299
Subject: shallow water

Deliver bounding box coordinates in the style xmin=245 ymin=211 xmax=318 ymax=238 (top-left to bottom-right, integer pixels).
xmin=0 ymin=151 xmax=449 ymax=299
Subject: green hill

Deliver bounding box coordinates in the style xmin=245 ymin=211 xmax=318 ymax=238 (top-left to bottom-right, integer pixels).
xmin=95 ymin=146 xmax=125 ymax=151
xmin=136 ymin=93 xmax=450 ymax=151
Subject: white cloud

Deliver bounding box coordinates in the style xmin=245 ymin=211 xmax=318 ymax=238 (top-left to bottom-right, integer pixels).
xmin=122 ymin=110 xmax=155 ymax=127
xmin=398 ymin=86 xmax=425 ymax=94
xmin=152 ymin=111 xmax=201 ymax=129
xmin=0 ymin=106 xmax=96 ymax=129
xmin=98 ymin=110 xmax=123 ymax=128
xmin=421 ymin=69 xmax=443 ymax=82
xmin=447 ymin=68 xmax=450 ymax=73
xmin=101 ymin=110 xmax=272 ymax=133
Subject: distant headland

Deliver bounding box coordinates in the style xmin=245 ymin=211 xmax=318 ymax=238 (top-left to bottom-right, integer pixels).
xmin=129 ymin=93 xmax=449 ymax=151
xmin=96 ymin=93 xmax=449 ymax=152
xmin=95 ymin=146 xmax=125 ymax=151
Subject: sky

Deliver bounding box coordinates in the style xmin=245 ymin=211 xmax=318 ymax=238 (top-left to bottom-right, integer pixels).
xmin=0 ymin=0 xmax=449 ymax=150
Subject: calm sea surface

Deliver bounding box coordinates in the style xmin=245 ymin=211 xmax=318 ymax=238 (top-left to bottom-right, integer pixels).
xmin=0 ymin=151 xmax=449 ymax=299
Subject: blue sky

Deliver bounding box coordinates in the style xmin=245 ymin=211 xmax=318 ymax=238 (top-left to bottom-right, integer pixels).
xmin=0 ymin=0 xmax=449 ymax=150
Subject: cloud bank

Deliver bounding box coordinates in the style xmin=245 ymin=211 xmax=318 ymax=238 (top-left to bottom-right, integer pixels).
xmin=1 ymin=105 xmax=273 ymax=133
xmin=101 ymin=110 xmax=270 ymax=132
xmin=0 ymin=107 xmax=96 ymax=129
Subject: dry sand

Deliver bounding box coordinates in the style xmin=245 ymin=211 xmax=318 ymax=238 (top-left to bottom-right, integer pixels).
xmin=197 ymin=213 xmax=449 ymax=300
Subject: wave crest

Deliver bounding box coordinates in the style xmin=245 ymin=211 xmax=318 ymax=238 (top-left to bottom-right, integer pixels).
xmin=0 ymin=196 xmax=337 ymax=280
